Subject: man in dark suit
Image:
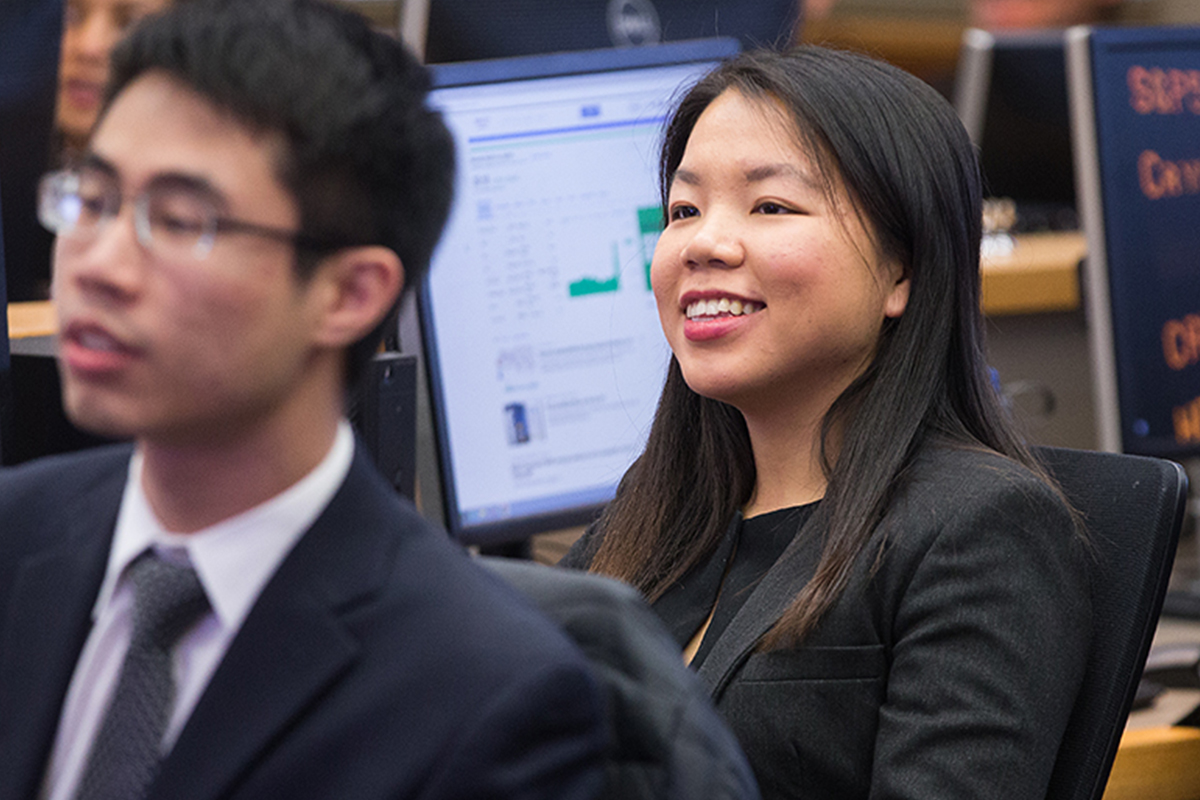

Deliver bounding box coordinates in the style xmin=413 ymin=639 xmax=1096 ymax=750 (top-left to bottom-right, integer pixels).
xmin=0 ymin=1 xmax=607 ymax=798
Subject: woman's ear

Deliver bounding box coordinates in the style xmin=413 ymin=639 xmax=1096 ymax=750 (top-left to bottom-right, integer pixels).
xmin=883 ymin=260 xmax=910 ymax=319
xmin=310 ymin=246 xmax=405 ymax=348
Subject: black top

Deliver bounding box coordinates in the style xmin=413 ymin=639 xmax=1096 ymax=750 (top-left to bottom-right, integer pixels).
xmin=691 ymin=504 xmax=817 ymax=667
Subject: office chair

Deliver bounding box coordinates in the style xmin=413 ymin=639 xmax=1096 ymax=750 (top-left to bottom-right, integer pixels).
xmin=480 ymin=556 xmax=761 ymax=800
xmin=1038 ymin=446 xmax=1189 ymax=800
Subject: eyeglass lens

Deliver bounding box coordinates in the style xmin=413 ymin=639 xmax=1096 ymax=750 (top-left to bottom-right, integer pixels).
xmin=41 ymin=168 xmax=221 ymax=259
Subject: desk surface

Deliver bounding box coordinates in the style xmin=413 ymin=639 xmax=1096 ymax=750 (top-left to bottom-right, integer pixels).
xmin=979 ymin=231 xmax=1086 ymax=316
xmin=7 ymin=300 xmax=54 ymax=338
xmin=7 ymin=300 xmax=56 ymax=357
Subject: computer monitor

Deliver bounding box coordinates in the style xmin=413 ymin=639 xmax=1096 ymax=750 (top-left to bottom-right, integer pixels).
xmin=1067 ymin=25 xmax=1200 ymax=461
xmin=424 ymin=0 xmax=794 ymax=63
xmin=955 ymin=28 xmax=1078 ymax=231
xmin=420 ymin=38 xmax=738 ymax=544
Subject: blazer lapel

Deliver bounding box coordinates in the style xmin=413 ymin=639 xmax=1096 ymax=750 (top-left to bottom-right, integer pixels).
xmin=0 ymin=466 xmax=124 ymax=800
xmin=695 ymin=508 xmax=825 ymax=699
xmin=150 ymin=449 xmax=399 ymax=800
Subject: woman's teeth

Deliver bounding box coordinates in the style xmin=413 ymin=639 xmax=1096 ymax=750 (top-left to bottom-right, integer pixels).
xmin=685 ymin=298 xmax=761 ymax=320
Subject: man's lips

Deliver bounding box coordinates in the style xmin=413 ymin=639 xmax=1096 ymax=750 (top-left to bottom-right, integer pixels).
xmin=60 ymin=321 xmax=141 ymax=375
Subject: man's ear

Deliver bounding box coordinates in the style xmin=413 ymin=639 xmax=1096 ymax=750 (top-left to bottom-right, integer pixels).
xmin=309 ymin=246 xmax=405 ymax=348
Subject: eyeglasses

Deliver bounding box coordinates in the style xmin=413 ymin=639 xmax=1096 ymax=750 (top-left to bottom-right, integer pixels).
xmin=38 ymin=168 xmax=347 ymax=261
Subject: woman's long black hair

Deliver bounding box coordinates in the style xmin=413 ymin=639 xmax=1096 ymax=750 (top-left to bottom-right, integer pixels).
xmin=588 ymin=46 xmax=1053 ymax=647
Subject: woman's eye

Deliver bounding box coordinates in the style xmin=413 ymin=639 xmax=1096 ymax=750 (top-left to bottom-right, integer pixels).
xmin=754 ymin=201 xmax=794 ymax=215
xmin=669 ymin=204 xmax=699 ymax=222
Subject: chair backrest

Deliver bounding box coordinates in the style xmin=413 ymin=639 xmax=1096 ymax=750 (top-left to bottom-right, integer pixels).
xmin=1038 ymin=446 xmax=1188 ymax=800
xmin=479 ymin=556 xmax=761 ymax=800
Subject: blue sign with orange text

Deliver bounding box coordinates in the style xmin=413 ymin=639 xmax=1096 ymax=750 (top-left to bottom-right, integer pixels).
xmin=1090 ymin=27 xmax=1200 ymax=458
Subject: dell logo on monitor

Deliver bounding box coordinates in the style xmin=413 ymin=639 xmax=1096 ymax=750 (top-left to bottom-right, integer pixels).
xmin=608 ymin=0 xmax=661 ymax=46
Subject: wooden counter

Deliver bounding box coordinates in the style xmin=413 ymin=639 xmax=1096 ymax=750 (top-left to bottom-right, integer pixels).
xmin=980 ymin=231 xmax=1087 ymax=316
xmin=7 ymin=300 xmax=55 ymax=339
xmin=1105 ymin=726 xmax=1200 ymax=800
xmin=7 ymin=300 xmax=57 ymax=357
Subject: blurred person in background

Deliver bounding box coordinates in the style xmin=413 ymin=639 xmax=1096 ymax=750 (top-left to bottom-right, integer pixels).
xmin=55 ymin=0 xmax=170 ymax=157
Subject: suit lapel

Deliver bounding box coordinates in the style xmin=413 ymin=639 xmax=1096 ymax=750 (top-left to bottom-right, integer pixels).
xmin=695 ymin=508 xmax=825 ymax=699
xmin=150 ymin=449 xmax=399 ymax=800
xmin=0 ymin=463 xmax=125 ymax=800
xmin=149 ymin=589 xmax=360 ymax=800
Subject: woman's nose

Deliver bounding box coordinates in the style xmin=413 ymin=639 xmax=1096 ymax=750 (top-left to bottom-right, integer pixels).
xmin=681 ymin=211 xmax=744 ymax=269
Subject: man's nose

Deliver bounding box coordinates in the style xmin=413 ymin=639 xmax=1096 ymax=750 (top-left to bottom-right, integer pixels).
xmin=53 ymin=204 xmax=148 ymax=303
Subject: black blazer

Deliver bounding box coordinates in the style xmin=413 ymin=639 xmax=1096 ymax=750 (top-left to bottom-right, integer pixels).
xmin=0 ymin=444 xmax=606 ymax=800
xmin=565 ymin=443 xmax=1091 ymax=799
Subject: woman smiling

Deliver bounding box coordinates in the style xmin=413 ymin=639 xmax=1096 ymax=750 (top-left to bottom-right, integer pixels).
xmin=564 ymin=46 xmax=1090 ymax=799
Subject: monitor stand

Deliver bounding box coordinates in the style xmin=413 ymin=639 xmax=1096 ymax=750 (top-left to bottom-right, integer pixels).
xmin=352 ymin=352 xmax=418 ymax=502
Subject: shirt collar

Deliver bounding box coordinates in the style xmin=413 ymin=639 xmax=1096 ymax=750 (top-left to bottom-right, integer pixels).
xmin=94 ymin=420 xmax=356 ymax=630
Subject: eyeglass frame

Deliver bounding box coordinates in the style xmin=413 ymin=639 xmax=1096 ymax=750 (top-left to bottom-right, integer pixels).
xmin=38 ymin=164 xmax=356 ymax=262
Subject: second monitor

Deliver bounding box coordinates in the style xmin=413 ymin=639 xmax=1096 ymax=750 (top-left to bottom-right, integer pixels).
xmin=955 ymin=28 xmax=1079 ymax=232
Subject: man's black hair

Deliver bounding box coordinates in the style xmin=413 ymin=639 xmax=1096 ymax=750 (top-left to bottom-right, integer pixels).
xmin=105 ymin=0 xmax=455 ymax=387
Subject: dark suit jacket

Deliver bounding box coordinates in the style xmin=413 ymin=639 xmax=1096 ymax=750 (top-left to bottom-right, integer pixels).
xmin=565 ymin=443 xmax=1092 ymax=800
xmin=0 ymin=444 xmax=606 ymax=800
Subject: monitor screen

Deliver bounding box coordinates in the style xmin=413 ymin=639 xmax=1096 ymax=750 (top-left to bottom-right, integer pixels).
xmin=421 ymin=39 xmax=738 ymax=543
xmin=1068 ymin=25 xmax=1200 ymax=461
xmin=424 ymin=0 xmax=796 ymax=63
xmin=955 ymin=28 xmax=1078 ymax=231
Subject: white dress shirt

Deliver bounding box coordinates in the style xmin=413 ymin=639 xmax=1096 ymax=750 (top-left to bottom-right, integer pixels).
xmin=40 ymin=421 xmax=355 ymax=800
